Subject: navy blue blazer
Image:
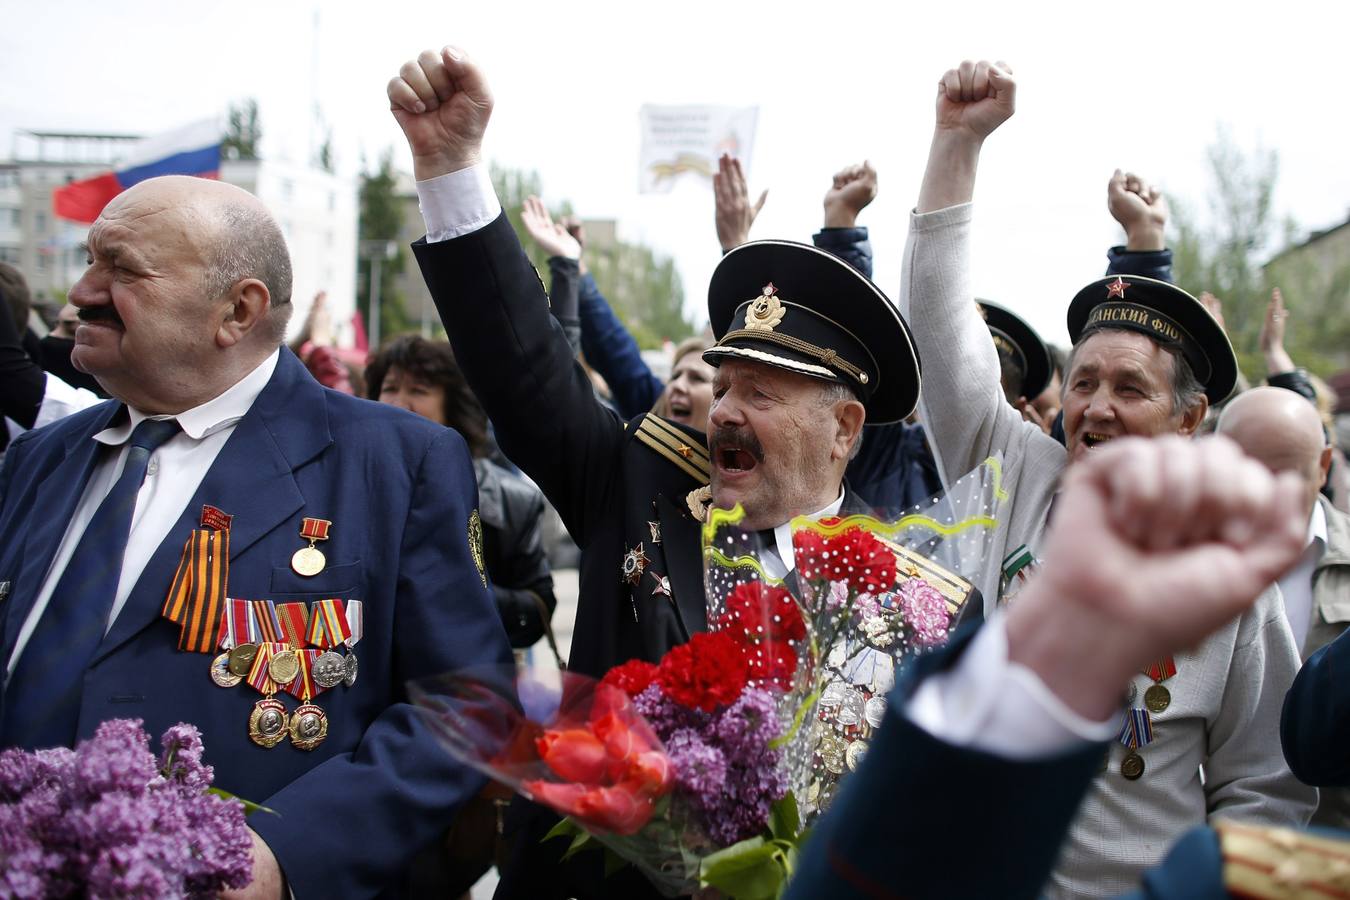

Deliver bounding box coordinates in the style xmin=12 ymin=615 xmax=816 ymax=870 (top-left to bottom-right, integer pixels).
xmin=0 ymin=348 xmax=513 ymax=898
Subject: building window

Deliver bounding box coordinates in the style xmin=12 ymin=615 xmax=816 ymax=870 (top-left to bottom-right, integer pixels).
xmin=0 ymin=246 xmax=19 ymax=264
xmin=33 ymin=212 xmax=47 ymax=233
xmin=0 ymin=208 xmax=19 ymax=228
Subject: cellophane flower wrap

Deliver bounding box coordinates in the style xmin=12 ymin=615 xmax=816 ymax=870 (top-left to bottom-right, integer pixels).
xmin=702 ymin=456 xmax=1006 ymax=822
xmin=0 ymin=719 xmax=253 ymax=898
xmin=410 ymin=630 xmax=802 ymax=899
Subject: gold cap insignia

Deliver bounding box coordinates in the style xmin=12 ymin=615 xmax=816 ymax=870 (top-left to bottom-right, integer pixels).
xmin=744 ymin=283 xmax=786 ymax=332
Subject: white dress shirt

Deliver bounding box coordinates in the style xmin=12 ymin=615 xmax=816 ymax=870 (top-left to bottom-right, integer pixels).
xmin=415 ymin=165 xmax=1110 ymax=759
xmin=6 ymin=350 xmax=279 ymax=674
xmin=1278 ymin=501 xmax=1328 ymax=649
xmin=4 ymin=371 xmax=104 ymax=445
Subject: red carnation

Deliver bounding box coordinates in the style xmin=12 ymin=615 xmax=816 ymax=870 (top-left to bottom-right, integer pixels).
xmin=744 ymin=639 xmax=798 ymax=690
xmin=656 ymin=631 xmax=749 ymax=712
xmin=794 ymin=526 xmax=896 ymax=596
xmin=718 ymin=581 xmax=806 ymax=643
xmin=602 ymin=659 xmax=659 ymax=698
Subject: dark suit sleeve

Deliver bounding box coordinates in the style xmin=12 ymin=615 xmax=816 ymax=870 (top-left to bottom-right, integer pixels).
xmin=547 ymin=256 xmax=583 ymax=356
xmin=812 ymin=226 xmax=873 ymax=277
xmin=1106 ymin=245 xmax=1174 ymax=283
xmin=493 ymin=490 xmax=557 ymax=648
xmin=413 ymin=215 xmax=626 ymax=545
xmin=251 ymin=429 xmax=513 ymax=900
xmin=577 ymin=272 xmax=664 ymax=419
xmin=786 ymin=628 xmax=1106 ymax=900
xmin=1282 ymin=629 xmax=1350 ymax=785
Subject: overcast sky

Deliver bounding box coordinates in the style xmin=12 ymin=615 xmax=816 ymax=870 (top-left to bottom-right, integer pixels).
xmin=4 ymin=0 xmax=1346 ymax=346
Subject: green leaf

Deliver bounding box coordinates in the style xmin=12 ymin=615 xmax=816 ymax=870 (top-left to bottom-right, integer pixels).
xmin=207 ymin=786 xmax=276 ymax=817
xmin=769 ymin=792 xmax=801 ymax=842
xmin=700 ymin=837 xmax=786 ymax=900
xmin=559 ymin=829 xmax=596 ymax=863
xmin=543 ymin=817 xmax=582 ymax=845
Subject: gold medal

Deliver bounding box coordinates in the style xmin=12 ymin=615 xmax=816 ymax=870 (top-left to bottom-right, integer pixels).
xmin=290 ymin=546 xmax=326 ymax=577
xmin=228 ymin=642 xmax=259 ymax=677
xmin=1144 ymin=684 xmax=1171 ymax=714
xmin=1121 ymin=752 xmax=1145 ymax=780
xmin=249 ymin=698 xmax=289 ymax=748
xmin=268 ymin=648 xmax=300 ymax=686
xmin=288 ymin=702 xmax=328 ymax=750
xmin=291 ymin=517 xmax=332 ymax=577
xmin=818 ymin=733 xmax=847 ymax=775
xmin=210 ymin=652 xmax=242 ymax=688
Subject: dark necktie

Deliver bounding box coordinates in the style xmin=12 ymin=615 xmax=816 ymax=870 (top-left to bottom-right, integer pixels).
xmin=1 ymin=416 xmax=180 ymax=749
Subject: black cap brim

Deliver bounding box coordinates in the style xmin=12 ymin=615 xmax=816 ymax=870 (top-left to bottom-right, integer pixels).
xmin=705 ymin=240 xmax=921 ymax=425
xmin=979 ymin=300 xmax=1052 ymax=399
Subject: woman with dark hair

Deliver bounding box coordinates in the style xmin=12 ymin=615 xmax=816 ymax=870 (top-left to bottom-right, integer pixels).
xmin=366 ymin=334 xmax=556 ymax=650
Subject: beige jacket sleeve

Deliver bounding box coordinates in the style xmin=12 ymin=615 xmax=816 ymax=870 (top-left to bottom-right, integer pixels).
xmin=899 ymin=203 xmax=1066 ymax=601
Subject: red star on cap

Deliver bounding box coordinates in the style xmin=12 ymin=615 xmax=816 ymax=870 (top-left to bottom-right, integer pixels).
xmin=1106 ymin=277 xmax=1129 ymax=299
xmin=761 ymin=282 xmax=777 ymax=296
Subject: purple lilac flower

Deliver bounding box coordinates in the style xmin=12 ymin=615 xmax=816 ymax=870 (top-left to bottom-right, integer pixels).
xmin=0 ymin=719 xmax=252 ymax=898
xmin=665 ymin=728 xmax=728 ymax=798
xmin=632 ymin=684 xmax=709 ymax=739
xmin=700 ymin=753 xmax=790 ymax=845
xmin=898 ymin=577 xmax=951 ymax=647
xmin=712 ymin=687 xmax=781 ymax=757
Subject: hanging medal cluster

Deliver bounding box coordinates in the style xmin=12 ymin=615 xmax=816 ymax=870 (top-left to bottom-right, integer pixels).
xmin=211 ymin=597 xmax=363 ymax=750
xmin=1114 ymin=656 xmax=1176 ymax=780
xmin=162 ymin=509 xmax=363 ymax=751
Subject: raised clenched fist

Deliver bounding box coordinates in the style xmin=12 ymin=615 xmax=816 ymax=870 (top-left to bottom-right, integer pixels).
xmin=387 ymin=46 xmax=493 ymax=181
xmin=823 ymin=161 xmax=878 ymax=229
xmin=934 ymin=60 xmax=1016 ymax=141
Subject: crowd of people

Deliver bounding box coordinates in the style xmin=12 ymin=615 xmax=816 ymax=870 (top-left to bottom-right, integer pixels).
xmin=0 ymin=44 xmax=1348 ymax=899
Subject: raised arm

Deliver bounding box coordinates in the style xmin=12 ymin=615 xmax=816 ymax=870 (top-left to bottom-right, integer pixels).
xmin=520 ymin=195 xmax=584 ymax=354
xmin=713 ymin=153 xmax=766 ymax=253
xmin=389 ymin=47 xmax=626 ymax=542
xmin=813 ymin=161 xmax=876 ymax=276
xmin=1105 ymin=169 xmax=1174 ymax=282
xmin=901 ymin=61 xmax=1057 ymax=488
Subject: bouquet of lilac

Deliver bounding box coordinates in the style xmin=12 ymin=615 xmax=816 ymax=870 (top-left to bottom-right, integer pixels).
xmin=0 ymin=719 xmax=253 ymax=898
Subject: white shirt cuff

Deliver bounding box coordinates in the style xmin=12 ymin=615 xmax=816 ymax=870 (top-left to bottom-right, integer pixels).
xmin=416 ymin=164 xmax=502 ymax=243
xmin=906 ymin=613 xmax=1120 ymax=759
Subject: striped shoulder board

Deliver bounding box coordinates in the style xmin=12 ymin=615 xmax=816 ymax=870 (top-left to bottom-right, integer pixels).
xmin=630 ymin=414 xmax=710 ymax=484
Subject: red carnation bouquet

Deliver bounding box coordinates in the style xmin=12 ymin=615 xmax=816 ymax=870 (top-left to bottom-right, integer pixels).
xmin=411 ymin=457 xmax=1005 ymax=899
xmin=700 ymin=456 xmax=1006 ymax=820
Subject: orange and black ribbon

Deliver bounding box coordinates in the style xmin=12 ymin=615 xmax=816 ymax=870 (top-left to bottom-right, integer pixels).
xmin=161 ymin=528 xmax=231 ymax=653
xmin=1143 ymin=657 xmax=1177 ymax=682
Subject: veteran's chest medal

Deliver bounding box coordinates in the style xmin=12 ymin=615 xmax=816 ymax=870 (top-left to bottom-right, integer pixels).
xmin=291 ymin=517 xmax=332 ymax=577
xmin=289 ymin=703 xmax=328 ymax=750
xmin=210 ymin=653 xmax=242 ymax=688
xmin=249 ymin=698 xmax=289 ymax=748
xmin=312 ymin=651 xmax=346 ymax=689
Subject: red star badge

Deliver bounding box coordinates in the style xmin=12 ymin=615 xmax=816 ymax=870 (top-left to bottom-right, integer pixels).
xmin=1106 ymin=277 xmax=1129 ymax=300
xmin=761 ymin=282 xmax=777 ymax=297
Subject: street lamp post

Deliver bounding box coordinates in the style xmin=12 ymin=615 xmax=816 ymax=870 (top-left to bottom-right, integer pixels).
xmin=358 ymin=239 xmax=398 ymax=350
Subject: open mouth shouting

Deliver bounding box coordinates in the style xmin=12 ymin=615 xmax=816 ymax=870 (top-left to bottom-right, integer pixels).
xmin=668 ymin=396 xmax=693 ymax=424
xmin=710 ymin=427 xmax=763 ymax=480
xmin=1082 ymin=432 xmax=1115 ymax=449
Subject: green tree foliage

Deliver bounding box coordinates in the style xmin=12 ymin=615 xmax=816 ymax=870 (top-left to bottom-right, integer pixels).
xmin=1173 ymin=129 xmax=1350 ymax=377
xmin=491 ymin=163 xmax=692 ymax=350
xmin=357 ymin=150 xmax=411 ymax=344
xmin=222 ymin=99 xmax=261 ymax=161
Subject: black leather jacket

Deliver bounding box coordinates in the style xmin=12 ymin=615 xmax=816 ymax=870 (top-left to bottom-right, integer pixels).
xmin=474 ymin=458 xmax=556 ymax=648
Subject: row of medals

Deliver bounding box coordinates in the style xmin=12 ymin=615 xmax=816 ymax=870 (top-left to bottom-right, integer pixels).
xmin=209 ymin=641 xmax=357 ymax=751
xmin=1116 ymin=679 xmax=1172 ymax=781
xmin=804 ymin=679 xmax=889 ymax=817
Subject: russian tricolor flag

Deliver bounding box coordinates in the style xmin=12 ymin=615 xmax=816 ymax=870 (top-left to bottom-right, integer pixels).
xmin=53 ymin=119 xmax=223 ymax=223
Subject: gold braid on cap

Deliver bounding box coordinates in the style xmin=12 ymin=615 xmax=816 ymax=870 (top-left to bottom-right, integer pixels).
xmin=718 ymin=328 xmax=870 ymax=386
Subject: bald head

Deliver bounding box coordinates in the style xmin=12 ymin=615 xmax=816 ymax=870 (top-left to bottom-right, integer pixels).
xmin=1218 ymin=386 xmax=1331 ymax=517
xmin=69 ymin=176 xmax=293 ymax=414
xmin=134 ymin=177 xmax=293 ymax=339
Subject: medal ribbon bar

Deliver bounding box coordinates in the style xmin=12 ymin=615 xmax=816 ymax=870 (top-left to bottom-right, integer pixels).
xmin=307 ymin=599 xmax=351 ymax=648
xmin=160 ymin=528 xmax=231 ymax=653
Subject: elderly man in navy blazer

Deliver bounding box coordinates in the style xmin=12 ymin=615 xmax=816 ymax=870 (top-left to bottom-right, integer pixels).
xmin=0 ymin=175 xmax=511 ymax=898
